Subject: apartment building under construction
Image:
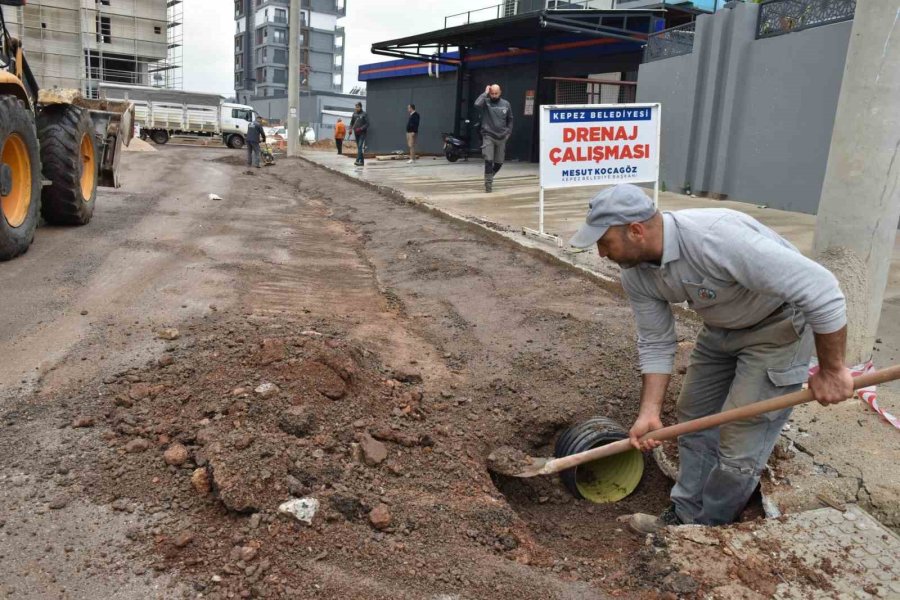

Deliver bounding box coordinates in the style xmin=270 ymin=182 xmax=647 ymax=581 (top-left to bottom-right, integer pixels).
xmin=1 ymin=0 xmax=182 ymax=97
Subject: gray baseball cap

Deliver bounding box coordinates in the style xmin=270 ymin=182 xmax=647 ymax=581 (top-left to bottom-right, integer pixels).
xmin=569 ymin=184 xmax=656 ymax=248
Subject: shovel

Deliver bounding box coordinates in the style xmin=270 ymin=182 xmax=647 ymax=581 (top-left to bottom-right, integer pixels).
xmin=489 ymin=364 xmax=900 ymax=479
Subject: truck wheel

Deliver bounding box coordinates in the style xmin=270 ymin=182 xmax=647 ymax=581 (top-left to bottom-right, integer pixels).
xmin=37 ymin=104 xmax=98 ymax=226
xmin=150 ymin=129 xmax=169 ymax=145
xmin=0 ymin=95 xmax=42 ymax=261
xmin=228 ymin=134 xmax=245 ymax=150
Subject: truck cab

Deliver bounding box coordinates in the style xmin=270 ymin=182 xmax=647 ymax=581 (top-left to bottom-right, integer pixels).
xmin=221 ymin=103 xmax=255 ymax=149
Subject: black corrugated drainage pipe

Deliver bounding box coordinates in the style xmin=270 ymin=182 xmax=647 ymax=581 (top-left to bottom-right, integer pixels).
xmin=554 ymin=417 xmax=645 ymax=503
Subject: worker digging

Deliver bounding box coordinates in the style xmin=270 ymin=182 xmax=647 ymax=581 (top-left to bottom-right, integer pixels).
xmin=568 ymin=183 xmax=854 ymax=533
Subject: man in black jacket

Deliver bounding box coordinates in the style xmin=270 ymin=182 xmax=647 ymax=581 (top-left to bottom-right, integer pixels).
xmin=245 ymin=116 xmax=266 ymax=169
xmin=406 ymin=104 xmax=420 ymax=164
xmin=349 ymin=102 xmax=369 ymax=167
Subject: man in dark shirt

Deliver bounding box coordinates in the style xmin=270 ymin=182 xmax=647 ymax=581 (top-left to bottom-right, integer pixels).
xmin=245 ymin=116 xmax=266 ymax=169
xmin=349 ymin=102 xmax=369 ymax=167
xmin=406 ymin=104 xmax=420 ymax=164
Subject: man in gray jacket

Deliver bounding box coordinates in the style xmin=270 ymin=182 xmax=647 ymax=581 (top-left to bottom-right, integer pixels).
xmin=570 ymin=184 xmax=853 ymax=532
xmin=474 ymin=84 xmax=513 ymax=193
xmin=245 ymin=116 xmax=266 ymax=169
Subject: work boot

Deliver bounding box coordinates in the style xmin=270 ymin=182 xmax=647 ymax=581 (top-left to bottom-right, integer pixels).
xmin=625 ymin=505 xmax=682 ymax=535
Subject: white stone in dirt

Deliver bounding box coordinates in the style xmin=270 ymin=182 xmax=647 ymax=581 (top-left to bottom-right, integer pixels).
xmin=157 ymin=328 xmax=181 ymax=341
xmin=278 ymin=497 xmax=319 ymax=525
xmin=254 ymin=382 xmax=280 ymax=398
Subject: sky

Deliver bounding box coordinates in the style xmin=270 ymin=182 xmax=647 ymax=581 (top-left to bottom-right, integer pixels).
xmin=183 ymin=0 xmax=495 ymax=97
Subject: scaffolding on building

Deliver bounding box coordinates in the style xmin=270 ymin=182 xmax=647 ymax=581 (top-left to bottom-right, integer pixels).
xmin=2 ymin=0 xmax=182 ymax=97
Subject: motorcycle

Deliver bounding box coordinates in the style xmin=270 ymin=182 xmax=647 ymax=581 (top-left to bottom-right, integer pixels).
xmin=442 ymin=119 xmax=479 ymax=163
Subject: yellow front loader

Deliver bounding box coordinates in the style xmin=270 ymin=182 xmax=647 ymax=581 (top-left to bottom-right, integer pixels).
xmin=0 ymin=0 xmax=134 ymax=261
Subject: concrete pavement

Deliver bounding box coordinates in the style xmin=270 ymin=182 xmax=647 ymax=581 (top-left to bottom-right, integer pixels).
xmin=302 ymin=149 xmax=900 ymax=529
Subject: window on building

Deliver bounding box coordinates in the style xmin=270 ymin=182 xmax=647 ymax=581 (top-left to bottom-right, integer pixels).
xmin=272 ymin=29 xmax=286 ymax=44
xmin=334 ymin=55 xmax=342 ymax=68
xmin=235 ymin=72 xmax=241 ymax=87
xmin=235 ymin=36 xmax=242 ymax=52
xmin=273 ymin=69 xmax=286 ymax=84
xmin=96 ymin=16 xmax=111 ymax=44
xmin=154 ymin=26 xmax=162 ymax=34
xmin=235 ymin=55 xmax=243 ymax=69
xmin=255 ymin=28 xmax=264 ymax=44
xmin=273 ymin=49 xmax=287 ymax=64
xmin=333 ymin=74 xmax=342 ymax=88
xmin=274 ymin=8 xmax=287 ymax=24
xmin=235 ymin=0 xmax=243 ymax=18
xmin=256 ymin=67 xmax=265 ymax=83
xmin=257 ymin=48 xmax=266 ymax=64
xmin=334 ymin=35 xmax=343 ymax=49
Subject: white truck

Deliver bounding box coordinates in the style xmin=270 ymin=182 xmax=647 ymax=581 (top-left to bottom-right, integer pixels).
xmin=98 ymin=83 xmax=256 ymax=149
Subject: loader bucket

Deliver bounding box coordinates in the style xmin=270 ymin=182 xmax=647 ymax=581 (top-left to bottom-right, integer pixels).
xmin=38 ymin=89 xmax=135 ymax=189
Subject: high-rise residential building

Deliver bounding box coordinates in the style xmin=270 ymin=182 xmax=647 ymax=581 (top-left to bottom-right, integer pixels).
xmin=233 ymin=0 xmax=346 ymax=106
xmin=2 ymin=0 xmax=182 ymax=97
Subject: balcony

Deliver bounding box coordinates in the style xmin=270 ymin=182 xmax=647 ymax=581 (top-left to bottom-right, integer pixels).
xmin=445 ymin=0 xmax=614 ymax=28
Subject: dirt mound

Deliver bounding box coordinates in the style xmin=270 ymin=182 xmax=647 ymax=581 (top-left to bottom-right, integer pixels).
xmin=46 ymin=310 xmax=671 ymax=599
xmin=125 ymin=137 xmax=157 ymax=152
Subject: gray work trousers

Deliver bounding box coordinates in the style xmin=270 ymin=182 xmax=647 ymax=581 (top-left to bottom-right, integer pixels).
xmin=671 ymin=305 xmax=813 ymax=526
xmin=247 ymin=142 xmax=261 ymax=167
xmin=481 ymin=135 xmax=507 ymax=163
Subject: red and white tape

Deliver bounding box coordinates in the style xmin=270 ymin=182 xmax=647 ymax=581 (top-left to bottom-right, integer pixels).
xmin=808 ymin=359 xmax=900 ymax=430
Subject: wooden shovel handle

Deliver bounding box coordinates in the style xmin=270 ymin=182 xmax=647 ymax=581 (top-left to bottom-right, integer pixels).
xmin=542 ymin=364 xmax=900 ymax=476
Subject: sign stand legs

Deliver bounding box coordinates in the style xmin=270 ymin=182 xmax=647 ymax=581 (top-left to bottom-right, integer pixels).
xmin=523 ymin=186 xmax=563 ymax=248
xmin=539 ymin=187 xmax=545 ymax=234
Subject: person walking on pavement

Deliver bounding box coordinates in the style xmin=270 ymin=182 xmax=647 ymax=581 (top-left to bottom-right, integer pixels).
xmin=474 ymin=84 xmax=513 ymax=193
xmin=246 ymin=115 xmax=266 ymax=169
xmin=570 ymin=184 xmax=853 ymax=532
xmin=406 ymin=104 xmax=420 ymax=164
xmin=349 ymin=102 xmax=369 ymax=167
xmin=334 ymin=118 xmax=346 ymax=155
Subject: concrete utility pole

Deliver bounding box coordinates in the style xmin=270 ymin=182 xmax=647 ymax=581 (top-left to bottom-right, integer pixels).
xmin=287 ymin=0 xmax=301 ymax=157
xmin=813 ymin=1 xmax=900 ymax=365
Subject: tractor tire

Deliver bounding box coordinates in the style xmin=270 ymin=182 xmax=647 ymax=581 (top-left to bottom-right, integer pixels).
xmin=150 ymin=129 xmax=169 ymax=145
xmin=227 ymin=134 xmax=245 ymax=150
xmin=0 ymin=94 xmax=42 ymax=261
xmin=37 ymin=104 xmax=99 ymax=226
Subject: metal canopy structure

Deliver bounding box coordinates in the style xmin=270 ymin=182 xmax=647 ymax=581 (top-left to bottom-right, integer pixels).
xmin=370 ymin=9 xmax=663 ymax=66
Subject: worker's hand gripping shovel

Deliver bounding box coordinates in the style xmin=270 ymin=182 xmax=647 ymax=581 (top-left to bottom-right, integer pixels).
xmin=488 ymin=364 xmax=900 ymax=479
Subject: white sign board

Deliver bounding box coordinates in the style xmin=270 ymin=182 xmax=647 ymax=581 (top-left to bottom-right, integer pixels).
xmin=539 ymin=103 xmax=660 ymax=190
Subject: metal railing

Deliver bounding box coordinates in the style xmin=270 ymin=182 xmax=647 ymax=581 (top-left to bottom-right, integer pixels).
xmin=444 ymin=0 xmax=612 ymax=29
xmin=548 ymin=77 xmax=638 ymax=104
xmin=756 ymin=0 xmax=855 ymax=39
xmin=643 ymin=21 xmax=696 ymax=63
